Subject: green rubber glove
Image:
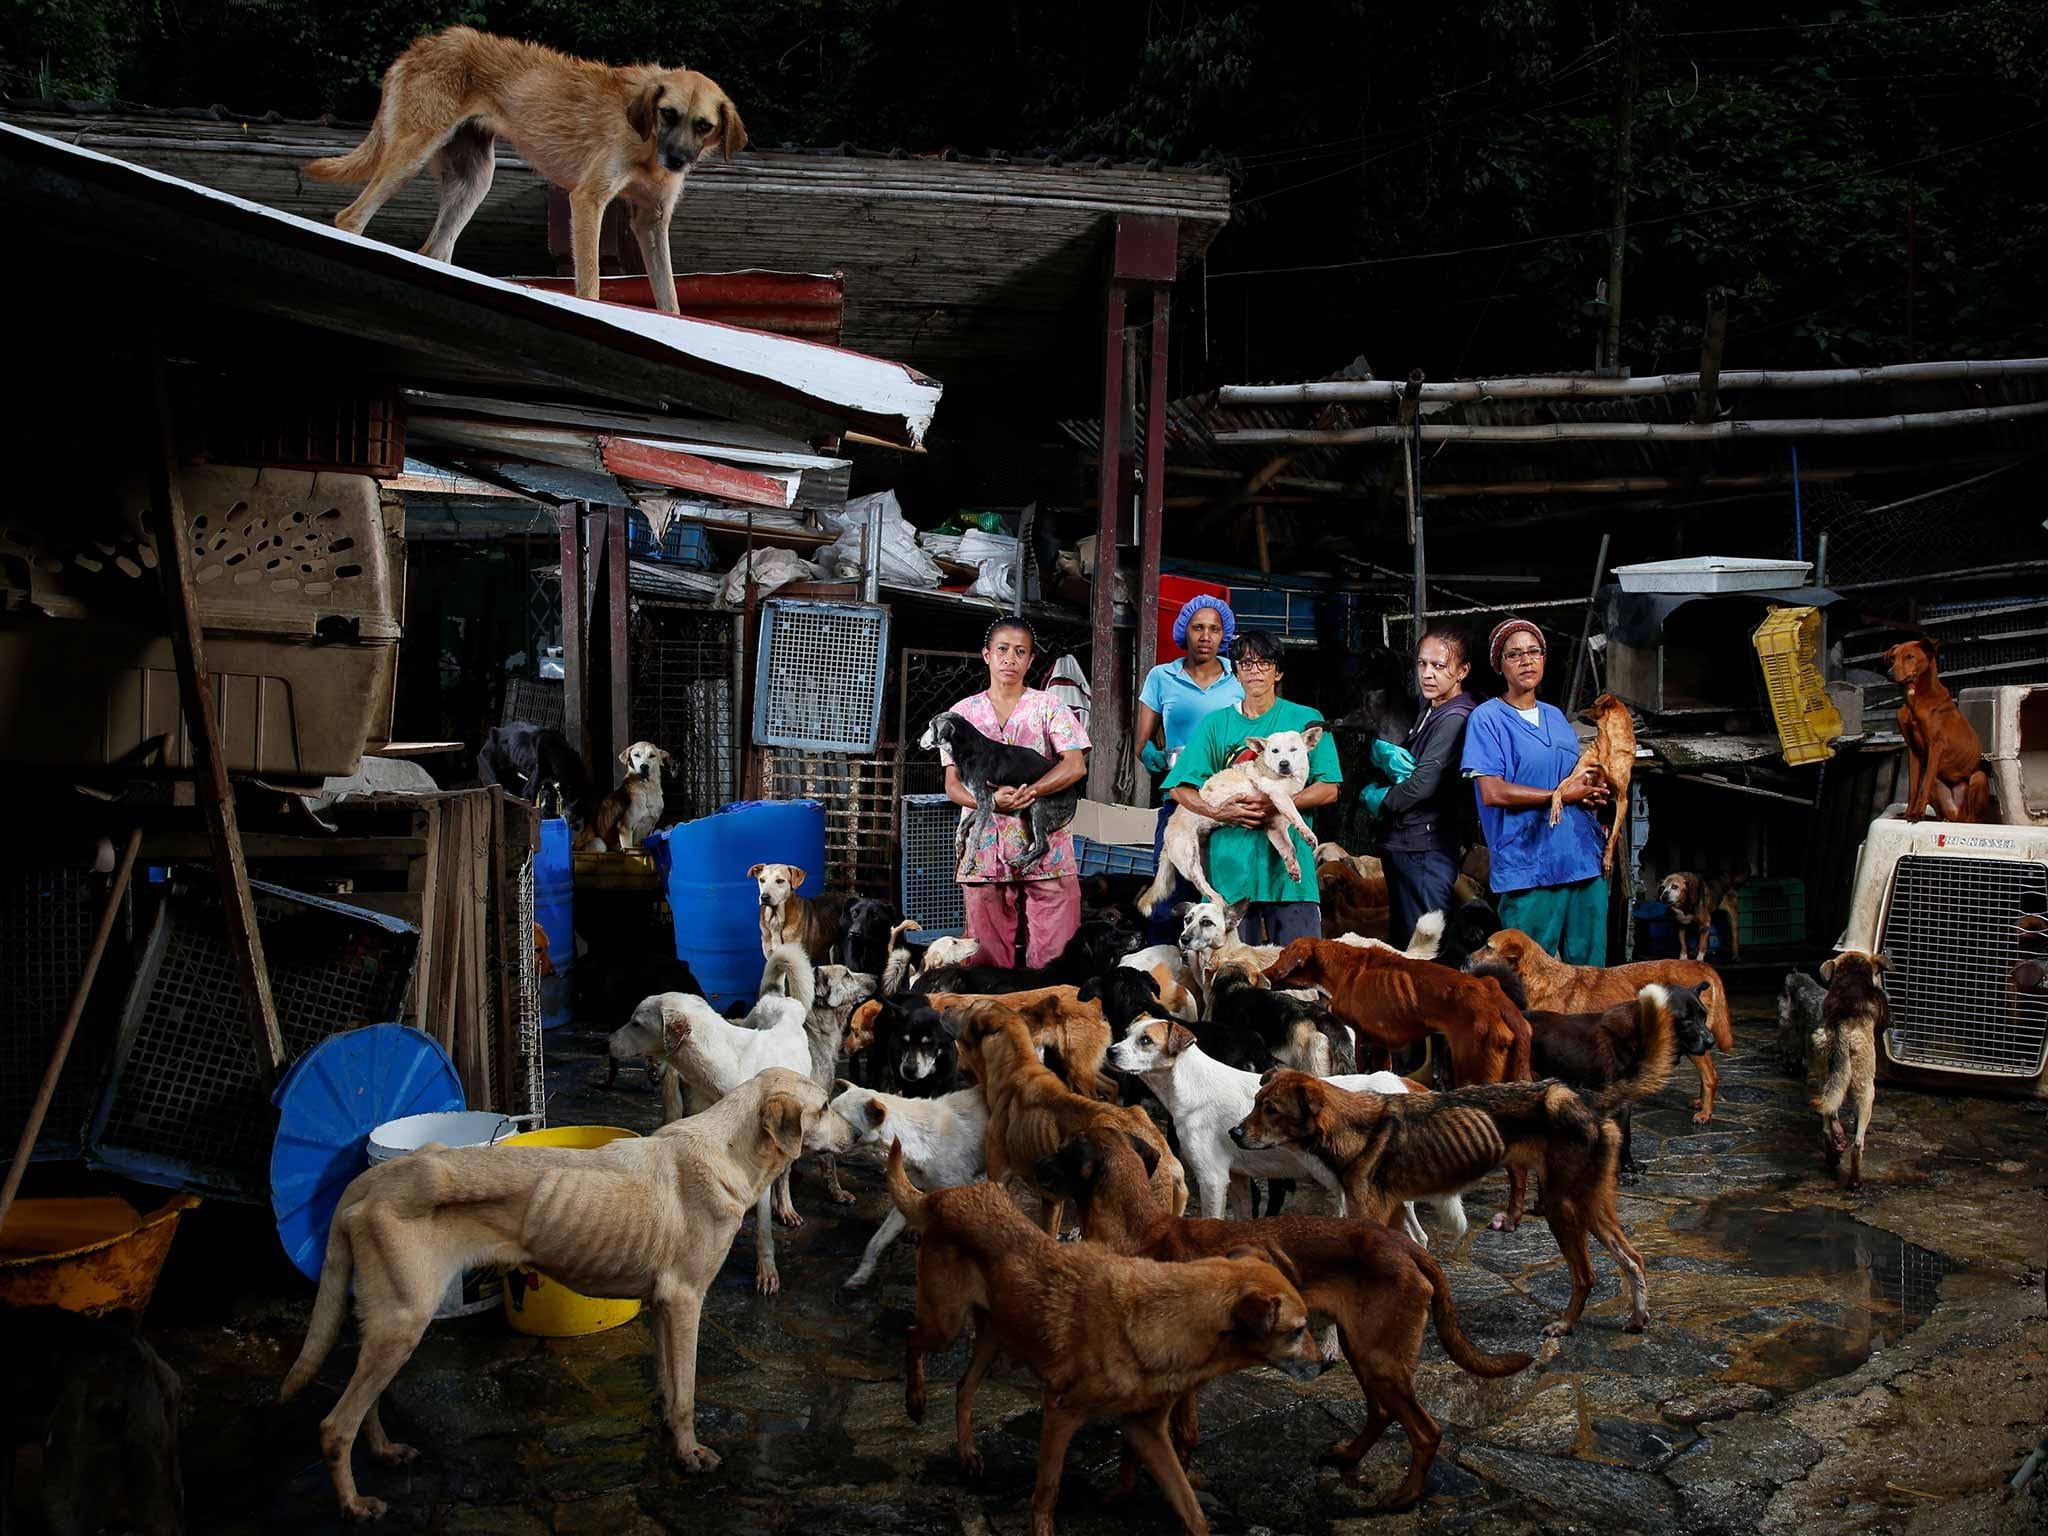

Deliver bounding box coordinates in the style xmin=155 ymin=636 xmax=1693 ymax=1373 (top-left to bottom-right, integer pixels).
xmin=1370 ymin=738 xmax=1417 ymax=781
xmin=1361 ymin=783 xmax=1392 ymax=817
xmin=1140 ymin=741 xmax=1168 ymax=774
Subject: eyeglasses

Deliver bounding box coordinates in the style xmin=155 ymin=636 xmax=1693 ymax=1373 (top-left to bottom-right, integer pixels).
xmin=1500 ymin=647 xmax=1546 ymax=664
xmin=1235 ymin=657 xmax=1279 ymax=673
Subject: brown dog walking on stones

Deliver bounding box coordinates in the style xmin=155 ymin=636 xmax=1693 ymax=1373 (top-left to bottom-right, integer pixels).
xmin=1809 ymin=951 xmax=1884 ymax=1189
xmin=1885 ymin=639 xmax=1989 ymax=822
xmin=306 ymin=27 xmax=744 ymax=314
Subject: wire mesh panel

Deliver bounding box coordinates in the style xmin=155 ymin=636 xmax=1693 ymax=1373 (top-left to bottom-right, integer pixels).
xmin=503 ymin=675 xmax=565 ymax=731
xmin=1880 ymin=854 xmax=2048 ymax=1077
xmin=900 ymin=649 xmax=987 ymax=795
xmin=631 ymin=601 xmax=738 ymax=823
xmin=760 ymin=750 xmax=901 ymax=897
xmin=753 ymin=599 xmax=889 ymax=752
xmin=88 ymin=881 xmax=421 ymax=1200
xmin=504 ymin=843 xmax=546 ymax=1119
xmin=902 ymin=793 xmax=966 ymax=936
xmin=0 ymin=866 xmax=129 ymax=1163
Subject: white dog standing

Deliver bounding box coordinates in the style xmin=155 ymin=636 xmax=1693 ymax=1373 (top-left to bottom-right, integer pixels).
xmin=803 ymin=1083 xmax=988 ymax=1290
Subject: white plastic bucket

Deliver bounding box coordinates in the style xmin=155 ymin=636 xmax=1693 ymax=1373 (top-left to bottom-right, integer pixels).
xmin=367 ymin=1111 xmax=520 ymax=1317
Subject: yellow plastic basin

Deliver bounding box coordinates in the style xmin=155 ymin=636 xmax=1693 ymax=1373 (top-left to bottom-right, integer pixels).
xmin=0 ymin=1192 xmax=199 ymax=1316
xmin=498 ymin=1125 xmax=642 ymax=1336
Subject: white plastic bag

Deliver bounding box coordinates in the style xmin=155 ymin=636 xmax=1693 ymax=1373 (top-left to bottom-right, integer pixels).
xmin=821 ymin=489 xmax=943 ymax=589
xmin=717 ymin=547 xmax=815 ymax=606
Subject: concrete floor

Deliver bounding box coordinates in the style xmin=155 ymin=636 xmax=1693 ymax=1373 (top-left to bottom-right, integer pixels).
xmin=149 ymin=995 xmax=2048 ymax=1536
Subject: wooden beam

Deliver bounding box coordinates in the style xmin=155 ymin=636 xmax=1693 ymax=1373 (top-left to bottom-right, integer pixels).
xmin=142 ymin=356 xmax=285 ymax=1080
xmin=597 ymin=436 xmax=799 ymax=508
xmin=1088 ymin=278 xmax=1129 ymax=803
xmin=1137 ymin=288 xmax=1170 ymax=683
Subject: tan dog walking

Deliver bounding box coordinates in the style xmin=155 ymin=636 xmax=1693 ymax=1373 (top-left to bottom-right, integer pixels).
xmin=306 ymin=27 xmax=744 ymax=313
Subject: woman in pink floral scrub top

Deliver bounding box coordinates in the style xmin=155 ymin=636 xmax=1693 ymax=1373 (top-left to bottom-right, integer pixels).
xmin=936 ymin=618 xmax=1091 ymax=968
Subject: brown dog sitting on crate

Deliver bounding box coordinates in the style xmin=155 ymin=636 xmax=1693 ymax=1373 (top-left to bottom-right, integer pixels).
xmin=1547 ymin=693 xmax=1635 ymax=875
xmin=574 ymin=741 xmax=673 ymax=851
xmin=1885 ymin=639 xmax=1990 ymax=822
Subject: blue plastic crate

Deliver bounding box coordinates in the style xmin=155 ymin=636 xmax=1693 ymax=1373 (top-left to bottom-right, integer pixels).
xmin=1228 ymin=585 xmax=1319 ymax=639
xmin=752 ymin=599 xmax=889 ymax=753
xmin=1073 ymin=835 xmax=1158 ymax=878
xmin=626 ymin=512 xmax=716 ymax=569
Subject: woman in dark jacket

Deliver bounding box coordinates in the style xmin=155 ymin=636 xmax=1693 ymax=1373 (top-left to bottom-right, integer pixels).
xmin=1360 ymin=623 xmax=1478 ymax=947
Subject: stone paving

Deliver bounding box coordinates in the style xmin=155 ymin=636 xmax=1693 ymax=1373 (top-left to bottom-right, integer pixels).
xmin=148 ymin=997 xmax=2048 ymax=1535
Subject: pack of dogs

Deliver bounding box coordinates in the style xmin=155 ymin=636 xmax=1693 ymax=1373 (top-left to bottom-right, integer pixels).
xmin=278 ymin=816 xmax=1907 ymax=1535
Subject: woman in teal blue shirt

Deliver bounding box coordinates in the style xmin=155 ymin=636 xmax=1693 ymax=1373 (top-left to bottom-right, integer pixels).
xmin=1133 ymin=596 xmax=1244 ymax=941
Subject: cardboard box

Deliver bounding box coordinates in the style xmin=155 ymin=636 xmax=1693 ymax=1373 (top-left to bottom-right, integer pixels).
xmin=1071 ymin=798 xmax=1159 ymax=847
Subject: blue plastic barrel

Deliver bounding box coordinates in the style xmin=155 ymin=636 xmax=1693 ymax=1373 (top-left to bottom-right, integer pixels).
xmin=536 ymin=817 xmax=575 ymax=1029
xmin=663 ymin=799 xmax=825 ymax=1013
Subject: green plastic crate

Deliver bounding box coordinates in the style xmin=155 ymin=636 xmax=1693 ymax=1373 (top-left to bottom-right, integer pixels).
xmin=1736 ymin=877 xmax=1805 ymax=948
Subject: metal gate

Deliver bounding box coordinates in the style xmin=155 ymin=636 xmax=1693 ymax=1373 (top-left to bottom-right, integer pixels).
xmin=758 ymin=749 xmax=901 ymax=897
xmin=1880 ymin=854 xmax=2048 ymax=1076
xmin=630 ymin=601 xmax=739 ymax=824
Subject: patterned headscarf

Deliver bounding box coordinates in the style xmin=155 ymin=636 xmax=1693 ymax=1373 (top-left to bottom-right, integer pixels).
xmin=1488 ymin=617 xmax=1545 ymax=673
xmin=1172 ymin=594 xmax=1236 ymax=650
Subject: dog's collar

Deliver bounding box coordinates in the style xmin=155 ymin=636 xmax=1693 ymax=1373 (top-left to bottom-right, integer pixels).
xmin=1229 ymin=745 xmax=1261 ymax=767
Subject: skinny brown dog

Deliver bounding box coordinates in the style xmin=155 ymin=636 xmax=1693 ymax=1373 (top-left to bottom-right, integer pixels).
xmin=888 ymin=1142 xmax=1320 ymax=1536
xmin=1547 ymin=692 xmax=1635 ymax=875
xmin=1885 ymin=638 xmax=1990 ymax=822
xmin=949 ymin=999 xmax=1185 ymax=1230
xmin=1236 ymin=1070 xmax=1649 ymax=1336
xmin=279 ymin=1069 xmax=822 ymax=1521
xmin=307 ymin=27 xmax=744 ymax=313
xmin=1040 ymin=1122 xmax=1533 ymax=1512
xmin=1466 ymin=928 xmax=1735 ymax=1123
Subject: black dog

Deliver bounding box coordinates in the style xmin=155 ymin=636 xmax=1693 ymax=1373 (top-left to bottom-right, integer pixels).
xmin=916 ymin=918 xmax=1143 ymax=996
xmin=1434 ymin=897 xmax=1503 ymax=972
xmin=854 ymin=994 xmax=959 ymax=1097
xmin=1210 ymin=966 xmax=1357 ymax=1076
xmin=477 ymin=722 xmax=593 ymax=820
xmin=0 ymin=1308 xmax=183 ymax=1536
xmin=838 ymin=897 xmax=904 ymax=978
xmin=1077 ymin=967 xmax=1166 ymax=1034
xmin=918 ymin=711 xmax=1078 ymax=869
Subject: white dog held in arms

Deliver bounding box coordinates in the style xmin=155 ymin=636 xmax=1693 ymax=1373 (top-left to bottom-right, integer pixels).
xmin=1137 ymin=728 xmax=1324 ymax=916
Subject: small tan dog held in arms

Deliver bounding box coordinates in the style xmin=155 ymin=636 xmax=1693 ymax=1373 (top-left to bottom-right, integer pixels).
xmin=1547 ymin=693 xmax=1635 ymax=876
xmin=279 ymin=1068 xmax=823 ymax=1522
xmin=305 ymin=27 xmax=745 ymax=313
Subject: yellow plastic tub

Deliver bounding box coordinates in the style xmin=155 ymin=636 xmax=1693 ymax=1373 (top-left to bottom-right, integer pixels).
xmin=0 ymin=1192 xmax=199 ymax=1316
xmin=498 ymin=1125 xmax=642 ymax=1336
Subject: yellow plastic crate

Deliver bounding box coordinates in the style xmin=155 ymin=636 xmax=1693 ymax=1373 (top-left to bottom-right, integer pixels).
xmin=1752 ymin=605 xmax=1843 ymax=766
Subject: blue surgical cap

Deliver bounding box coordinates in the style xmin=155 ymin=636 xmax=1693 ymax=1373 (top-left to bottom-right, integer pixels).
xmin=1172 ymin=594 xmax=1236 ymax=651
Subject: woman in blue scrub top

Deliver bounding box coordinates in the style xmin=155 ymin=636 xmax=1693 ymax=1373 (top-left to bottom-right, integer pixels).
xmin=1460 ymin=617 xmax=1614 ymax=964
xmin=1133 ymin=596 xmax=1245 ymax=942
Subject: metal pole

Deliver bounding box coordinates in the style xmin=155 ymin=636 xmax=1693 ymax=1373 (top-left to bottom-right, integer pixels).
xmin=863 ymin=492 xmax=883 ymax=604
xmin=1410 ymin=419 xmax=1427 ymax=635
xmin=1567 ymin=532 xmax=1612 ymax=715
xmin=605 ymin=507 xmax=630 ymax=768
xmin=1087 ymin=281 xmax=1129 ymax=802
xmin=558 ymin=504 xmax=587 ymax=769
xmin=1137 ymin=288 xmax=1170 ymax=683
xmin=0 ymin=827 xmax=143 ymax=1232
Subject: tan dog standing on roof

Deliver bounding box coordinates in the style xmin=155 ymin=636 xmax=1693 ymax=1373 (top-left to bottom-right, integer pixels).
xmin=306 ymin=27 xmax=745 ymax=313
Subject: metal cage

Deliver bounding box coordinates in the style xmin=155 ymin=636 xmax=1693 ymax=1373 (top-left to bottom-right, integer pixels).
xmin=901 ymin=793 xmax=966 ymax=936
xmin=1 ymin=866 xmax=131 ymax=1163
xmin=759 ymin=749 xmax=901 ymax=897
xmin=753 ymin=599 xmax=889 ymax=753
xmin=631 ymin=601 xmax=739 ymax=823
xmin=1880 ymin=854 xmax=2048 ymax=1077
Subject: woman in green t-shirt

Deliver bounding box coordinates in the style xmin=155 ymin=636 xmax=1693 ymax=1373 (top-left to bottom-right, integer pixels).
xmin=1160 ymin=629 xmax=1344 ymax=945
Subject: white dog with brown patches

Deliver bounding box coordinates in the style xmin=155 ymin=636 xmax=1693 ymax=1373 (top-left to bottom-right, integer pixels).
xmin=1137 ymin=727 xmax=1325 ymax=916
xmin=804 ymin=1082 xmax=988 ymax=1290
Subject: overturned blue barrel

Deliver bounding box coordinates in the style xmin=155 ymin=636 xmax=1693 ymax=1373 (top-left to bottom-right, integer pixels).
xmin=657 ymin=799 xmax=825 ymax=1013
xmin=536 ymin=817 xmax=575 ymax=1029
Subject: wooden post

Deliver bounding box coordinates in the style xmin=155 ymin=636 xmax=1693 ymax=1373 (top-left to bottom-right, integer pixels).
xmin=1087 ymin=280 xmax=1129 ymax=802
xmin=1136 ymin=288 xmax=1170 ymax=684
xmin=1567 ymin=531 xmax=1612 ymax=716
xmin=1601 ymin=0 xmax=1641 ymax=375
xmin=142 ymin=357 xmax=285 ymax=1080
xmin=605 ymin=506 xmax=631 ymax=769
xmin=558 ymin=504 xmax=588 ymax=769
xmin=0 ymin=827 xmax=143 ymax=1231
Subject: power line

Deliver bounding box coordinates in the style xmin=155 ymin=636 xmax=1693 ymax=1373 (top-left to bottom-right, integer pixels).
xmin=1207 ymin=115 xmax=2048 ymax=282
xmin=1660 ymin=11 xmax=1969 ymax=39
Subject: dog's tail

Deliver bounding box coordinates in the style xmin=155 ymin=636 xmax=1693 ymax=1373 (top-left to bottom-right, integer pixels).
xmin=761 ymin=942 xmax=817 ymax=1012
xmin=885 ymin=1138 xmax=929 ymax=1231
xmin=1813 ymin=1025 xmax=1854 ymax=1118
xmin=303 ymin=122 xmax=386 ymax=184
xmin=1594 ymin=985 xmax=1678 ymax=1115
xmin=279 ymin=1190 xmax=359 ymax=1402
xmin=1403 ymin=909 xmax=1445 ymax=961
xmin=1416 ymin=1245 xmax=1533 ymax=1378
xmin=1697 ymin=966 xmax=1736 ymax=1052
xmin=1466 ymin=959 xmax=1527 ymax=1011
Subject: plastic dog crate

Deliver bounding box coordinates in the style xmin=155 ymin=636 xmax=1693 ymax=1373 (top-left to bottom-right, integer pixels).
xmin=1737 ymin=876 xmax=1806 ymax=948
xmin=901 ymin=793 xmax=966 ymax=937
xmin=1073 ymin=835 xmax=1158 ymax=878
xmin=751 ymin=598 xmax=889 ymax=753
xmin=0 ymin=465 xmax=400 ymax=778
xmin=625 ymin=512 xmax=716 ymax=569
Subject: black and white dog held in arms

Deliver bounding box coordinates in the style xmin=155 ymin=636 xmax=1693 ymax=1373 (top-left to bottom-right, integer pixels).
xmin=918 ymin=710 xmax=1078 ymax=870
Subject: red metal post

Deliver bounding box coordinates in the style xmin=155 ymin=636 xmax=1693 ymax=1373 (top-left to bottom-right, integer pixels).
xmin=606 ymin=506 xmax=632 ymax=768
xmin=558 ymin=505 xmax=588 ymax=771
xmin=1137 ymin=287 xmax=1171 ymax=685
xmin=1087 ymin=281 xmax=1129 ymax=801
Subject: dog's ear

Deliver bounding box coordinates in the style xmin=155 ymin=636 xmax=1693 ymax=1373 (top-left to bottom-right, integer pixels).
xmin=628 ymin=80 xmax=663 ymax=141
xmin=845 ymin=999 xmax=883 ymax=1052
xmin=833 ymin=1076 xmax=856 ymax=1094
xmin=1124 ymin=1131 xmax=1161 ymax=1178
xmin=1226 ymin=1241 xmax=1301 ymax=1288
xmin=862 ymin=1097 xmax=888 ymax=1128
xmin=717 ymin=96 xmax=748 ymax=160
xmin=1076 ymin=976 xmax=1104 ymax=1003
xmin=1693 ymin=982 xmax=1713 ymax=1002
xmin=748 ymin=863 xmax=768 ymax=879
xmin=1871 ymin=952 xmax=1891 ymax=973
xmin=1258 ymin=1067 xmax=1282 ymax=1088
xmin=619 ymin=745 xmax=636 ymax=768
xmin=1243 ymin=735 xmax=1268 ymax=756
xmin=1223 ymin=898 xmax=1251 ymax=927
xmin=758 ymin=1091 xmax=807 ymax=1162
xmin=1819 ymin=958 xmax=1837 ymax=982
xmin=1300 ymin=723 xmax=1326 ymax=750
xmin=786 ymin=865 xmax=809 ymax=891
xmin=1164 ymin=1022 xmax=1197 ymax=1057
xmin=1231 ymin=1287 xmax=1285 ymax=1337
